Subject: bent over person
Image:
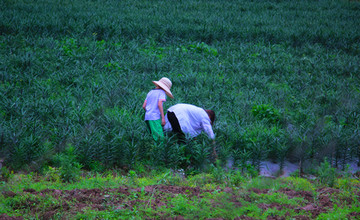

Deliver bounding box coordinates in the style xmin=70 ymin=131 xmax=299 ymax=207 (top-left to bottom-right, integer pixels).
xmin=164 ymin=103 xmax=216 ymax=157
xmin=164 ymin=103 xmax=216 ymax=150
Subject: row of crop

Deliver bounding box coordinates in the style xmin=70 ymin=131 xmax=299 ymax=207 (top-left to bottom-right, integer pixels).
xmin=1 ymin=0 xmax=359 ymax=52
xmin=1 ymin=100 xmax=358 ymax=173
xmin=1 ymin=51 xmax=359 ymax=172
xmin=1 ymin=0 xmax=360 ymax=173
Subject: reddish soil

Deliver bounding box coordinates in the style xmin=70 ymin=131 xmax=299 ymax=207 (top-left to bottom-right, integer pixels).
xmin=1 ymin=185 xmax=359 ymax=219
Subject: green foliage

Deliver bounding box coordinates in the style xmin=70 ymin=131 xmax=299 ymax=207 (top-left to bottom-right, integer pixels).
xmin=127 ymin=170 xmax=138 ymax=186
xmin=334 ymin=178 xmax=355 ymax=191
xmin=285 ymin=177 xmax=315 ymax=192
xmin=3 ymin=192 xmax=39 ymax=213
xmin=87 ymin=160 xmax=106 ymax=173
xmin=245 ymin=177 xmax=281 ymax=191
xmin=44 ymin=166 xmax=62 ymax=183
xmin=316 ymin=205 xmax=354 ymax=220
xmin=210 ymin=160 xmax=226 ymax=183
xmin=317 ymin=158 xmax=337 ymax=187
xmin=251 ymin=104 xmax=282 ymax=124
xmin=0 ymin=166 xmax=12 ymax=182
xmin=1 ymin=170 xmax=360 ymax=219
xmin=243 ymin=124 xmax=279 ymax=171
xmin=228 ymin=170 xmax=247 ymax=187
xmin=1 ymin=0 xmax=360 ymax=173
xmin=74 ymin=209 xmax=124 ymax=219
xmin=53 ymin=146 xmax=82 ymax=182
xmin=58 ymin=37 xmax=87 ymax=57
xmin=187 ymin=173 xmax=214 ymax=186
xmin=187 ymin=42 xmax=218 ymax=56
xmin=155 ymin=170 xmax=185 ymax=186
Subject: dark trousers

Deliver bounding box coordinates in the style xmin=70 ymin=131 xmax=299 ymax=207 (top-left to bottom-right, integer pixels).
xmin=167 ymin=111 xmax=185 ymax=143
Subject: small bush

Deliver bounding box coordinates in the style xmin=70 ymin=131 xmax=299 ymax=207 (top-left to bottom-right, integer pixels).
xmin=43 ymin=166 xmax=61 ymax=183
xmin=251 ymin=104 xmax=282 ymax=124
xmin=228 ymin=170 xmax=247 ymax=187
xmin=53 ymin=146 xmax=82 ymax=182
xmin=317 ymin=158 xmax=337 ymax=187
xmin=210 ymin=160 xmax=226 ymax=183
xmin=0 ymin=166 xmax=12 ymax=182
xmin=285 ymin=177 xmax=315 ymax=192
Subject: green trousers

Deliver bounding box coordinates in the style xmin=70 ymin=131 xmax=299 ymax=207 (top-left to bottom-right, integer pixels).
xmin=145 ymin=120 xmax=164 ymax=142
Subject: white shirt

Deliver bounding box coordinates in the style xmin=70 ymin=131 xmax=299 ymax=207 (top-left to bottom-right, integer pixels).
xmin=164 ymin=103 xmax=215 ymax=139
xmin=144 ymin=89 xmax=166 ymax=120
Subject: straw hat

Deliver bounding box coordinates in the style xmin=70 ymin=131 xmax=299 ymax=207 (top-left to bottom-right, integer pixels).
xmin=152 ymin=77 xmax=174 ymax=98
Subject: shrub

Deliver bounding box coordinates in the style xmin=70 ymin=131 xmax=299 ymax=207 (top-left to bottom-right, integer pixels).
xmin=53 ymin=146 xmax=82 ymax=182
xmin=317 ymin=158 xmax=337 ymax=187
xmin=251 ymin=104 xmax=282 ymax=124
xmin=285 ymin=177 xmax=315 ymax=192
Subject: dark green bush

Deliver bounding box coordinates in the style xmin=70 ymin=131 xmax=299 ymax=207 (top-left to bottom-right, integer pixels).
xmin=317 ymin=158 xmax=337 ymax=187
xmin=251 ymin=104 xmax=282 ymax=124
xmin=53 ymin=146 xmax=82 ymax=182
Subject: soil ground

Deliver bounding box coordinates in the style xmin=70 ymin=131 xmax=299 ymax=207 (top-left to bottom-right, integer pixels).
xmin=1 ymin=183 xmax=360 ymax=219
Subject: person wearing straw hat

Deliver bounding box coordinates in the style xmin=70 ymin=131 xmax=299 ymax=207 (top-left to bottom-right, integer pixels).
xmin=142 ymin=77 xmax=174 ymax=142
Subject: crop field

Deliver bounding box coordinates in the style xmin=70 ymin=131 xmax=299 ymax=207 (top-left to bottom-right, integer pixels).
xmin=0 ymin=0 xmax=360 ymax=218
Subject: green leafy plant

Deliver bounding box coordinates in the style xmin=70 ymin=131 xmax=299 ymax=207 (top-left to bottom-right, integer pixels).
xmin=251 ymin=104 xmax=282 ymax=124
xmin=211 ymin=160 xmax=226 ymax=183
xmin=128 ymin=170 xmax=138 ymax=186
xmin=53 ymin=146 xmax=82 ymax=182
xmin=285 ymin=177 xmax=315 ymax=192
xmin=317 ymin=158 xmax=337 ymax=187
xmin=188 ymin=42 xmax=218 ymax=56
xmin=228 ymin=170 xmax=247 ymax=187
xmin=44 ymin=166 xmax=62 ymax=183
xmin=1 ymin=0 xmax=359 ymax=180
xmin=0 ymin=165 xmax=12 ymax=182
xmin=58 ymin=37 xmax=87 ymax=57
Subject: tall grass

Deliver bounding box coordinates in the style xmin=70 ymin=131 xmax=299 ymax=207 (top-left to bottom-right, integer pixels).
xmin=1 ymin=0 xmax=359 ymax=172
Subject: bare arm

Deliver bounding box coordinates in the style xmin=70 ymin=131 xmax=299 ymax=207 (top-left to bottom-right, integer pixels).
xmin=158 ymin=100 xmax=165 ymax=126
xmin=142 ymin=100 xmax=147 ymax=110
xmin=203 ymin=123 xmax=215 ymax=140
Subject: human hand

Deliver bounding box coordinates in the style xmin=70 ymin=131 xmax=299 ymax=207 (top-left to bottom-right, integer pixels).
xmin=161 ymin=118 xmax=166 ymax=126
